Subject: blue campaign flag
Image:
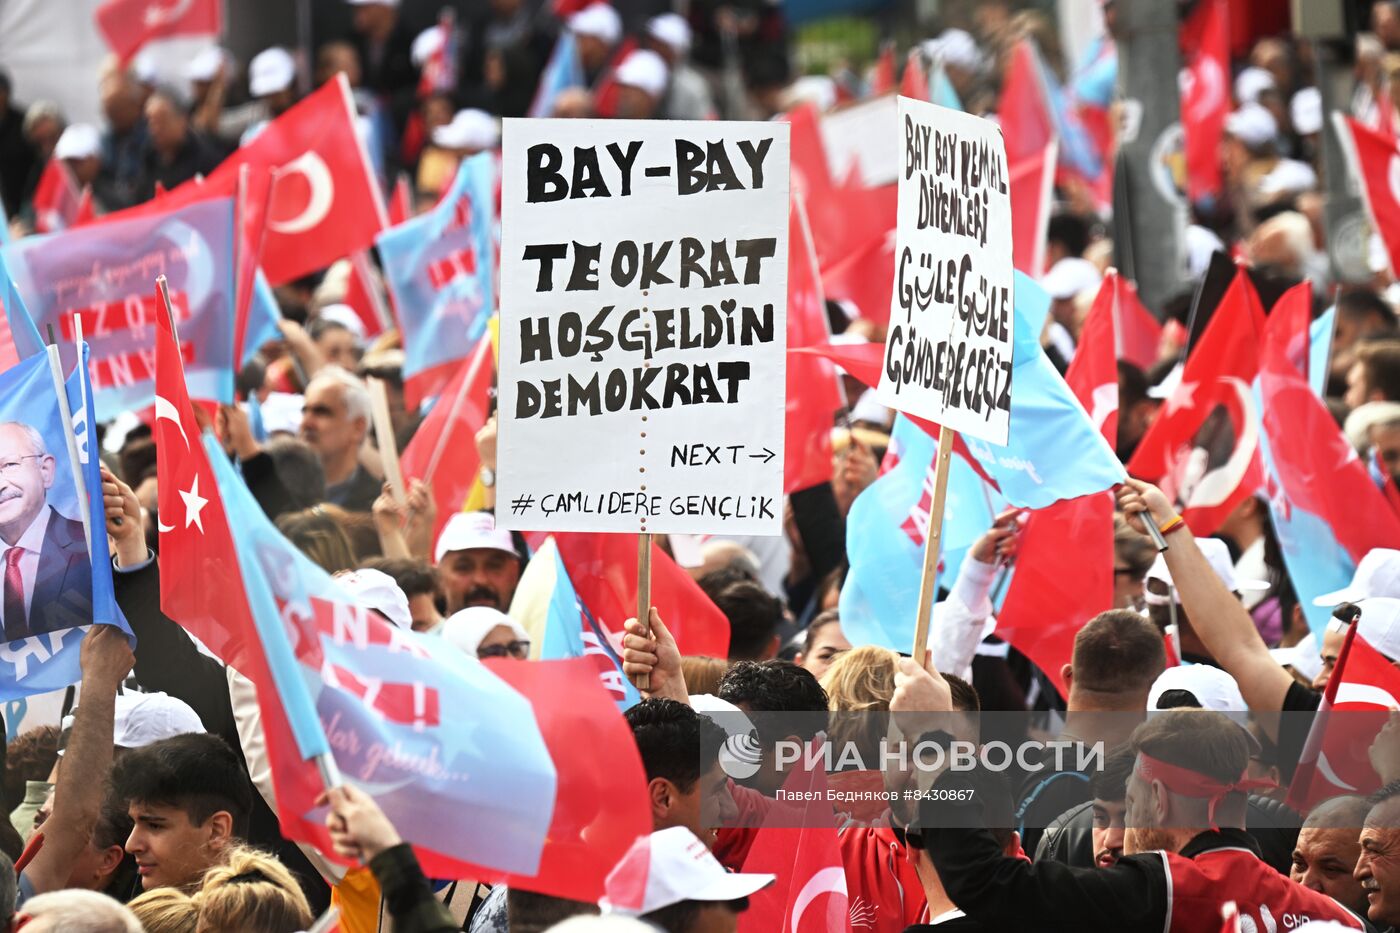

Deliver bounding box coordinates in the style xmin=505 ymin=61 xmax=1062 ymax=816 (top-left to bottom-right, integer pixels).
xmin=539 ymin=545 xmax=640 ymax=711
xmin=929 ymin=61 xmax=964 ymax=112
xmin=529 ymin=32 xmax=585 ymax=119
xmin=1309 ymin=306 xmax=1335 ymax=400
xmin=244 ymin=269 xmax=283 ymax=367
xmin=0 ymin=349 xmax=129 ymax=700
xmin=378 ymin=154 xmax=495 ymax=402
xmin=2 ymin=199 xmax=238 ymax=419
xmin=207 ymin=436 xmax=558 ymax=873
xmin=962 ymin=272 xmax=1125 ymax=509
xmin=0 ymin=252 xmax=42 ymax=364
xmin=839 ymin=416 xmax=1001 ymax=651
xmin=1030 ymin=41 xmax=1103 ymax=181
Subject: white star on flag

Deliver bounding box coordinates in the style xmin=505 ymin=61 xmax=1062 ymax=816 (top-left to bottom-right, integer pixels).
xmin=1164 ymin=381 xmax=1199 ymax=418
xmin=180 ymin=474 xmax=209 ymax=533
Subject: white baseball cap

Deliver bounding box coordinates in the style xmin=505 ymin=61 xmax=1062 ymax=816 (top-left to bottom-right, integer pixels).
xmin=614 ymin=50 xmax=669 ymax=98
xmin=111 ymin=692 xmax=204 ymax=749
xmin=1225 ymin=103 xmax=1278 ymax=149
xmin=1040 ymin=257 xmax=1102 ymax=302
xmin=1353 ymin=597 xmax=1400 ymax=662
xmin=432 ymin=109 xmax=499 ymax=151
xmin=250 ymin=47 xmax=296 ymax=97
xmin=259 ymin=391 xmax=304 ymax=436
xmin=601 ymin=827 xmax=775 ymax=916
xmin=1314 ymin=550 xmax=1400 ymax=606
xmin=335 ymin=568 xmax=412 ymax=630
xmin=317 ymin=303 xmax=367 ymax=344
xmin=1186 ymin=224 xmax=1226 ymax=280
xmin=568 ymin=3 xmax=622 ymax=45
xmin=55 ymin=124 xmax=101 ymax=161
xmin=784 ymin=75 xmax=836 ymax=112
xmin=921 ymin=28 xmax=984 ymax=73
xmin=131 ymin=50 xmax=160 ymax=85
xmin=1144 ymin=538 xmax=1270 ymax=606
xmin=1148 ymin=665 xmax=1247 ymax=714
xmin=1271 ymin=636 xmax=1323 ymax=684
xmin=1234 ymin=66 xmax=1277 ymax=106
xmin=441 ymin=606 xmax=529 ymax=656
xmin=1257 ymin=158 xmax=1317 ymax=198
xmin=412 ymin=26 xmax=446 ymax=68
xmin=1290 ymin=87 xmax=1322 ymax=135
xmin=435 ymin=511 xmax=518 ymax=563
xmin=186 ymin=46 xmax=230 ymax=83
xmin=647 ymin=14 xmax=691 ymax=55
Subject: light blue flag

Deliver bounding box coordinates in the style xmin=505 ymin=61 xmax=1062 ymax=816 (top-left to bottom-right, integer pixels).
xmin=962 ymin=272 xmax=1125 ymax=508
xmin=0 ymin=197 xmax=10 ymax=246
xmin=839 ymin=416 xmax=1002 ymax=651
xmin=529 ymin=32 xmax=585 ymax=119
xmin=539 ymin=546 xmax=640 ymax=711
xmin=1309 ymin=306 xmax=1335 ymax=400
xmin=0 ymin=252 xmax=42 ymax=362
xmin=929 ymin=61 xmax=964 ymax=112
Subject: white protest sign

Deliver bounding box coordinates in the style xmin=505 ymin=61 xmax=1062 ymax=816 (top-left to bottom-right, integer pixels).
xmin=497 ymin=119 xmax=789 ymax=534
xmin=876 ymin=97 xmax=1014 ymax=446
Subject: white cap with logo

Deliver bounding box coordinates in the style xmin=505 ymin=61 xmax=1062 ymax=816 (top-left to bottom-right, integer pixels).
xmin=1148 ymin=665 xmax=1247 ymax=716
xmin=334 ymin=568 xmax=412 ymax=630
xmin=249 ymin=47 xmax=296 ymax=97
xmin=1314 ymin=549 xmax=1400 ymax=606
xmin=1353 ymin=597 xmax=1400 ymax=663
xmin=601 ymin=827 xmax=774 ymax=916
xmin=568 ymin=3 xmax=622 ymax=45
xmin=1144 ymin=538 xmax=1270 ymax=605
xmin=61 ymin=692 xmax=205 ymax=755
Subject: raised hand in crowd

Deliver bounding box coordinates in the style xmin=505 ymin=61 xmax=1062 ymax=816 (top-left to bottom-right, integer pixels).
xmin=832 ymin=434 xmax=879 ymax=516
xmin=401 ymin=478 xmax=436 ymax=559
xmin=100 ymin=463 xmax=146 ymax=568
xmin=621 ymin=609 xmax=687 ymax=704
xmin=969 ymin=507 xmax=1023 ymax=567
xmin=217 ymin=402 xmax=261 ymax=462
xmin=321 ymin=783 xmax=401 ymax=864
xmin=475 ymin=414 xmax=497 ymax=511
xmin=372 ymin=484 xmax=412 ymax=559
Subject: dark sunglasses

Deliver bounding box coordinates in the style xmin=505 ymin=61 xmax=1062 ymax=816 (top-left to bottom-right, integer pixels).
xmin=478 ymin=640 xmax=531 ymax=660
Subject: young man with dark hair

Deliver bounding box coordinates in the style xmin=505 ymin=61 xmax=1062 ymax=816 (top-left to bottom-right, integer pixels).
xmin=361 ymin=556 xmax=445 ymax=633
xmin=1034 ymin=745 xmax=1135 ymax=869
xmin=711 ymin=580 xmax=784 ymax=661
xmin=716 ymin=660 xmax=827 ymax=717
xmin=625 ymin=699 xmax=735 ymax=847
xmin=108 ymin=733 xmax=253 ymax=891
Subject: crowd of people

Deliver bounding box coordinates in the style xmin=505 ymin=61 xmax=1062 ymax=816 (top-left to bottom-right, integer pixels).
xmin=0 ymin=0 xmax=1399 ymax=931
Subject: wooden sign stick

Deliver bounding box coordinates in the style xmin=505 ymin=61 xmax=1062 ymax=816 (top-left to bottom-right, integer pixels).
xmin=911 ymin=424 xmax=955 ymax=668
xmin=634 ymin=532 xmax=653 ymax=692
xmin=367 ymin=377 xmax=407 ymax=507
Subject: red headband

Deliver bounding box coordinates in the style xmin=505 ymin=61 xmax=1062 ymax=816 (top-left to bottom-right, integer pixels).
xmin=1135 ymin=753 xmax=1277 ymax=829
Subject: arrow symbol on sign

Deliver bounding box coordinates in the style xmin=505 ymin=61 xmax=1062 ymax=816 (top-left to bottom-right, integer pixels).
xmin=748 ymin=447 xmax=776 ymax=463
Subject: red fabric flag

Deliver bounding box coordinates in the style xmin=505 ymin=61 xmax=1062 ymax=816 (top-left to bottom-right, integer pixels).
xmin=1287 ymin=629 xmax=1400 ymax=810
xmin=32 ymin=158 xmax=79 ymax=234
xmin=343 ymin=251 xmax=391 ymax=338
xmin=399 ymin=334 xmax=494 ymax=546
xmin=785 ymin=199 xmax=842 ymax=495
xmin=553 ymin=532 xmax=730 ymax=658
xmin=154 ymin=284 xmax=332 ymax=855
xmin=73 ymin=186 xmax=96 ymax=226
xmin=899 ymin=50 xmax=928 ymax=101
xmin=998 ymin=41 xmax=1055 ymax=164
xmin=870 ymin=45 xmax=896 ymax=96
xmin=994 ymin=278 xmax=1116 ymax=697
xmin=739 ymin=738 xmax=851 ymax=933
xmin=388 ymin=173 xmax=413 ymax=226
xmin=591 ymin=39 xmax=638 ymax=119
xmin=1180 ymin=0 xmax=1230 ymax=202
xmin=1127 ymin=270 xmax=1267 ymax=536
xmin=95 ymin=0 xmax=221 ymax=63
xmin=1112 ymin=274 xmax=1163 ymax=371
xmin=785 ymin=104 xmax=835 ymax=202
xmin=101 ymin=76 xmax=387 ymax=286
xmin=814 ymin=183 xmax=896 ymax=323
xmin=1008 ymin=142 xmax=1056 ymax=277
xmin=1342 ymin=116 xmax=1400 ymax=277
xmin=483 ymin=658 xmax=652 ymax=901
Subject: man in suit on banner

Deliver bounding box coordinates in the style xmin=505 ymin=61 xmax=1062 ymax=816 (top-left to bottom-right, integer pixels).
xmin=0 ymin=421 xmax=91 ymax=641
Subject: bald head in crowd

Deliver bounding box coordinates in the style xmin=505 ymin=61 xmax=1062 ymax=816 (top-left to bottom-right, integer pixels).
xmin=1291 ymin=795 xmax=1371 ymax=917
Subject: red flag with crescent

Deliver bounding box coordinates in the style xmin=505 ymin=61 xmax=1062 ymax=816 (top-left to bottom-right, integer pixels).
xmin=95 ymin=0 xmax=222 ymax=63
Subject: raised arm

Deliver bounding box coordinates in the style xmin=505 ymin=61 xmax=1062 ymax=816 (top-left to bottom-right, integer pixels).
xmin=1116 ymin=479 xmax=1296 ymax=734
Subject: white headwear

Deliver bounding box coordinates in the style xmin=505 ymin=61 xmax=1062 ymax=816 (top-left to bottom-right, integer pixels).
xmin=614 ymin=49 xmax=669 ymax=98
xmin=441 ymin=607 xmax=529 ymax=656
xmin=432 ymin=109 xmax=499 ymax=151
xmin=568 ymin=3 xmax=622 ymax=45
xmin=1225 ymin=103 xmax=1279 ymax=149
xmin=54 ymin=124 xmax=101 ymax=161
xmin=1234 ymin=66 xmax=1277 ymax=106
xmin=647 ymin=13 xmax=691 ymax=55
xmin=412 ymin=26 xmax=446 ymax=68
xmin=186 ymin=46 xmax=230 ymax=83
xmin=921 ymin=29 xmax=984 ymax=73
xmin=249 ymin=47 xmax=296 ymax=97
xmin=783 ymin=75 xmax=836 ymax=112
xmin=1290 ymin=87 xmax=1323 ymax=135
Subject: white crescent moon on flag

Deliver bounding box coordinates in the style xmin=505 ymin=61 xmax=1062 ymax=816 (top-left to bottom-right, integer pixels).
xmin=269 ymin=152 xmax=334 ymax=236
xmin=154 ymin=394 xmax=189 ymax=448
xmin=1089 ymin=383 xmax=1118 ymax=432
xmin=1183 ymin=58 xmax=1223 ymax=125
xmin=1316 ymin=750 xmax=1358 ymax=791
xmin=1335 ymin=683 xmax=1400 ymax=709
xmin=788 ymin=866 xmax=848 ymax=932
xmin=1185 ymin=376 xmax=1259 ymax=511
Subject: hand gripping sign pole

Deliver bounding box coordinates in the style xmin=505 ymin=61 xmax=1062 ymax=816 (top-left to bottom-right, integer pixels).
xmin=635 ymin=533 xmax=652 ymax=691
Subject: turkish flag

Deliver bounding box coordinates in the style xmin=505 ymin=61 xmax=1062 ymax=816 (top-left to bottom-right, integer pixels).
xmin=998 ymin=41 xmax=1055 ymax=165
xmin=343 ymin=251 xmax=391 ymax=338
xmin=870 ymin=45 xmax=896 ymax=96
xmin=32 ymin=158 xmax=79 ymax=234
xmin=483 ymin=658 xmax=652 ymax=902
xmin=814 ymin=183 xmax=896 ymax=323
xmin=103 ymin=76 xmax=386 ymax=286
xmin=388 ymin=173 xmax=413 ymax=226
xmin=1288 ymin=628 xmax=1400 ymax=810
xmin=1071 ymin=275 xmax=1121 ymax=445
xmin=553 ymin=532 xmax=729 ymax=658
xmin=1180 ymin=0 xmax=1230 ymax=202
xmin=786 ymin=105 xmax=835 ymax=203
xmin=785 ymin=199 xmax=842 ymax=495
xmin=1341 ymin=116 xmax=1400 ymax=277
xmin=1112 ymin=274 xmax=1164 ymax=371
xmin=899 ymin=50 xmax=927 ymax=101
xmin=95 ymin=0 xmax=222 ymax=63
xmin=739 ymin=737 xmax=851 ymax=933
xmin=1008 ymin=142 xmax=1056 ymax=277
xmin=399 ymin=334 xmax=494 ymax=546
xmin=1128 ymin=269 xmax=1267 ymax=536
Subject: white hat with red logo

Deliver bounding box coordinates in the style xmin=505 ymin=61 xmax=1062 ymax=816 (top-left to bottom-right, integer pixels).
xmin=601 ymin=827 xmax=774 ymax=916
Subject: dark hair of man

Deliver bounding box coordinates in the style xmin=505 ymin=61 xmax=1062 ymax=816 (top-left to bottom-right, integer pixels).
xmin=1071 ymin=609 xmax=1166 ymax=694
xmin=1047 ymin=212 xmax=1091 ymax=258
xmin=1090 ymin=746 xmax=1136 ymax=803
xmin=266 ymin=436 xmax=327 ymax=510
xmin=696 ymin=566 xmax=758 ymax=603
xmin=802 ymin=610 xmax=841 ymax=656
xmin=308 ymin=317 xmax=351 ymax=343
xmin=1129 ymin=709 xmax=1249 ymax=786
xmin=94 ymin=798 xmax=139 ymax=900
xmin=1117 ymin=361 xmax=1149 ymax=411
xmin=1355 ymin=341 xmax=1400 ymax=403
xmin=505 ymin=889 xmax=597 ymax=933
xmin=624 ymin=699 xmax=727 ymax=793
xmin=711 ymin=581 xmax=784 ymax=661
xmin=4 ymin=725 xmax=59 ymax=811
xmin=1338 ymin=288 xmax=1398 ymax=330
xmin=360 ymin=557 xmax=441 ymax=602
xmin=118 ymin=438 xmax=158 ymax=488
xmin=944 ymin=672 xmax=980 ymax=713
xmin=108 ymin=734 xmax=253 ymax=834
xmin=643 ymin=896 xmax=750 ymax=933
xmin=718 ymin=660 xmax=827 ymax=713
